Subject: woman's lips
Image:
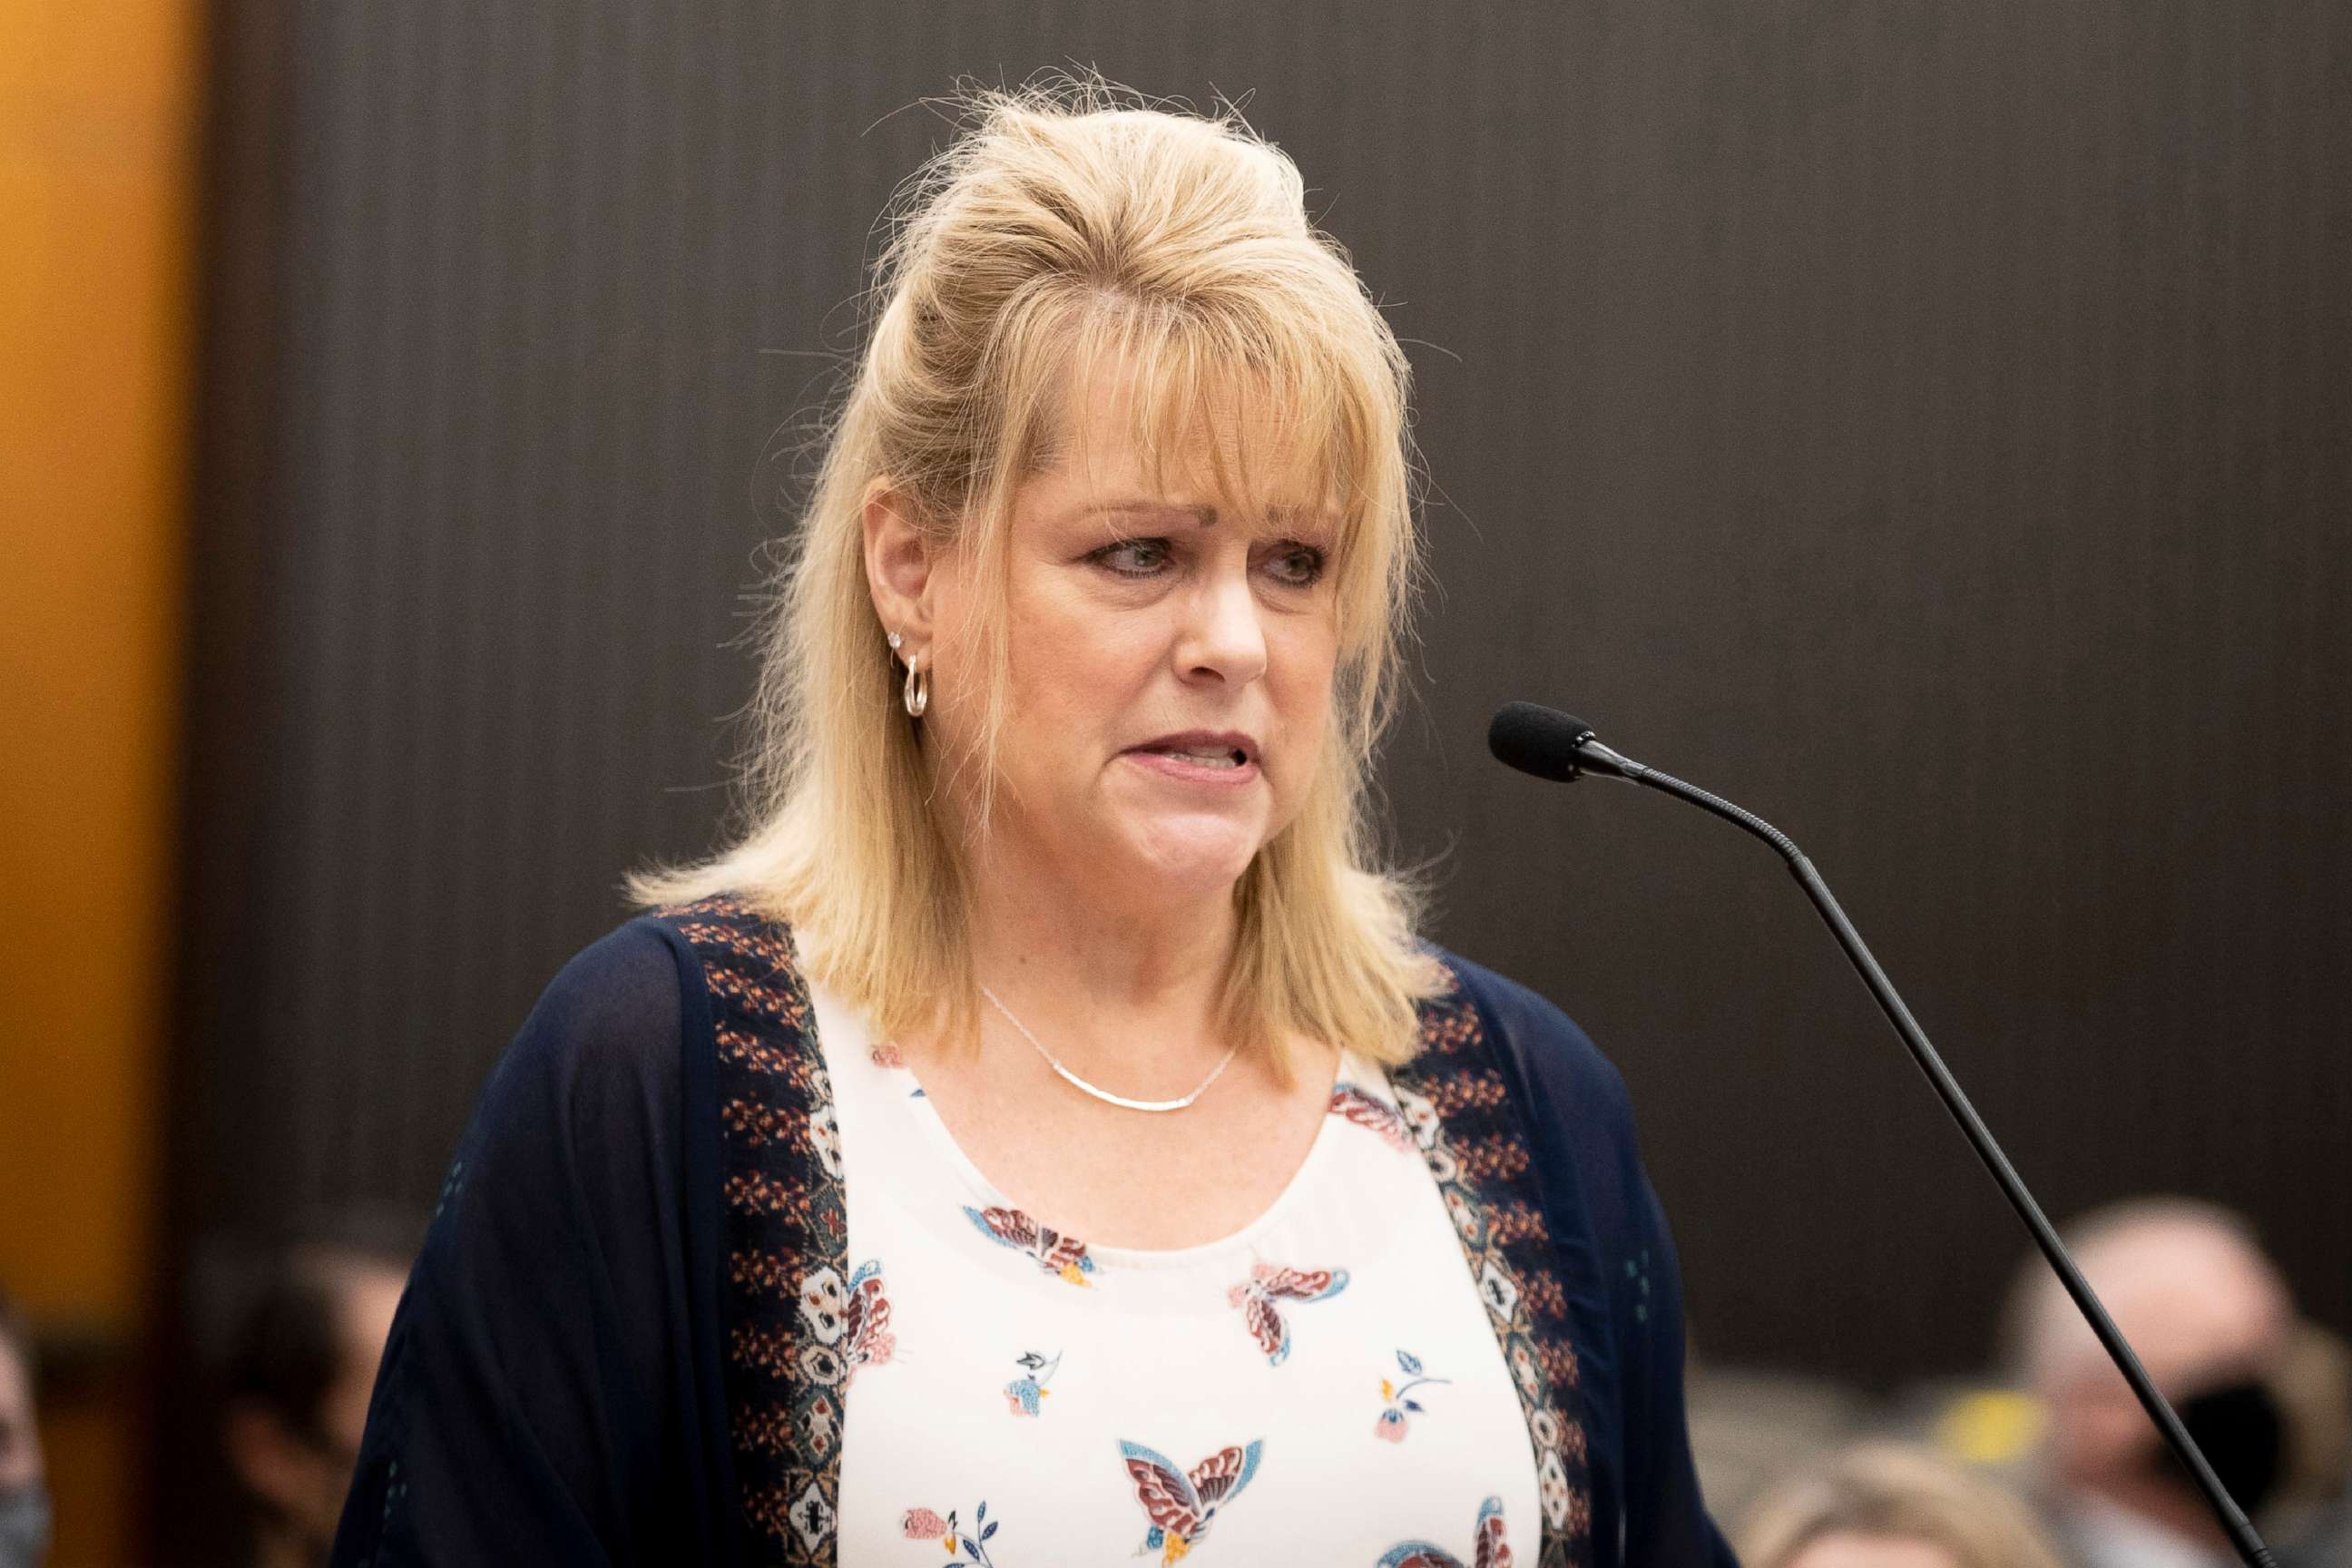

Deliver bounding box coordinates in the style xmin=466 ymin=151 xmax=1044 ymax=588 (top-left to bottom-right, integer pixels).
xmin=1121 ymin=747 xmax=1261 ymax=787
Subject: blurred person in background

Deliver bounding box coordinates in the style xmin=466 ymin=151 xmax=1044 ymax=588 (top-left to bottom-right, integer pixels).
xmin=219 ymin=1246 xmax=405 ymax=1568
xmin=2005 ymin=1198 xmax=2341 ymax=1568
xmin=1681 ymin=1345 xmax=1873 ymax=1527
xmin=0 ymin=1290 xmax=47 ymax=1568
xmin=1736 ymin=1442 xmax=2065 ymax=1568
xmin=2264 ymin=1324 xmax=2352 ymax=1564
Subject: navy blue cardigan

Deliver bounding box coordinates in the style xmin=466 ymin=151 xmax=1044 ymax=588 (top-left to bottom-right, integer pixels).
xmin=333 ymin=912 xmax=1735 ymax=1565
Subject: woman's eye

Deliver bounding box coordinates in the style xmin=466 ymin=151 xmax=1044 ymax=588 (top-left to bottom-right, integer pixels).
xmin=1093 ymin=538 xmax=1171 ymax=578
xmin=1261 ymin=543 xmax=1328 ymax=588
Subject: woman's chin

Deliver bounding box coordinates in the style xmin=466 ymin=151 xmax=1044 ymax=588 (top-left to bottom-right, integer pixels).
xmin=1116 ymin=817 xmax=1266 ymax=902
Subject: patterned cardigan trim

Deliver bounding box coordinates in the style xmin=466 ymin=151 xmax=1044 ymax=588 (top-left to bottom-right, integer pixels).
xmin=664 ymin=896 xmax=1594 ymax=1567
xmin=1388 ymin=971 xmax=1596 ymax=1567
xmin=664 ymin=899 xmax=848 ymax=1561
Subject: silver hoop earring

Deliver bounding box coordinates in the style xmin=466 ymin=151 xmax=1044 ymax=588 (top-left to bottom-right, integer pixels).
xmin=902 ymin=651 xmax=928 ymax=718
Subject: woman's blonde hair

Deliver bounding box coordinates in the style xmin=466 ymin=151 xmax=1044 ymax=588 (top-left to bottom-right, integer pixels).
xmin=637 ymin=80 xmax=1442 ymax=1068
xmin=1736 ymin=1444 xmax=2065 ymax=1568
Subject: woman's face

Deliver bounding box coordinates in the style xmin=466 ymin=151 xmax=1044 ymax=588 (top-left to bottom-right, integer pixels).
xmin=926 ymin=368 xmax=1343 ymax=916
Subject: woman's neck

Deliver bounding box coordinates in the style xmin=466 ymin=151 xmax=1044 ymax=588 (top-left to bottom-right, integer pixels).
xmin=961 ymin=853 xmax=1240 ymax=1081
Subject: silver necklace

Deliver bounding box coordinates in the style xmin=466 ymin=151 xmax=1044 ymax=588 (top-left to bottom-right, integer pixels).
xmin=980 ymin=984 xmax=1239 ymax=1113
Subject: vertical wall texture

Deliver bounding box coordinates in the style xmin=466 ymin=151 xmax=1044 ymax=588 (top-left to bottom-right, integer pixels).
xmin=178 ymin=0 xmax=2347 ymax=1437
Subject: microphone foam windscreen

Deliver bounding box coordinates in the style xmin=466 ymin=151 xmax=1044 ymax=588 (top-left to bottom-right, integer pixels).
xmin=1486 ymin=701 xmax=1594 ymax=782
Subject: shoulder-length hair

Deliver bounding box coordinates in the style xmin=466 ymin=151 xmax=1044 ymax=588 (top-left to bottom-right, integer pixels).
xmin=638 ymin=80 xmax=1442 ymax=1071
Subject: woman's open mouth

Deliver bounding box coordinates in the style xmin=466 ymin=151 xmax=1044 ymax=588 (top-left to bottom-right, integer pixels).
xmin=1122 ymin=732 xmax=1261 ymax=785
xmin=1137 ymin=743 xmax=1248 ymax=769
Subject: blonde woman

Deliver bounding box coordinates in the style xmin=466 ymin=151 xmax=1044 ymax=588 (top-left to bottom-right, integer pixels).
xmin=333 ymin=85 xmax=1731 ymax=1568
xmin=1738 ymin=1446 xmax=2065 ymax=1568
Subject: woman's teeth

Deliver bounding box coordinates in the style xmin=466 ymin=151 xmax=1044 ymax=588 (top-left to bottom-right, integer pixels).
xmin=1149 ymin=746 xmax=1245 ymax=768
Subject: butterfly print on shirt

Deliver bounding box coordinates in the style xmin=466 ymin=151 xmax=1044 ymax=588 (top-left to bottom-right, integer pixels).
xmin=1376 ymin=1494 xmax=1513 ymax=1568
xmin=838 ymin=1259 xmax=895 ymax=1388
xmin=1119 ymin=1437 xmax=1263 ymax=1564
xmin=1227 ymin=1262 xmax=1349 ymax=1366
xmin=963 ymin=1205 xmax=1097 ymax=1286
xmin=1328 ymin=1082 xmax=1415 ymax=1152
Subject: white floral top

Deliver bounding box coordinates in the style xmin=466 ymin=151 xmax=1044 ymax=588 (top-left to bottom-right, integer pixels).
xmin=808 ymin=981 xmax=1539 ymax=1568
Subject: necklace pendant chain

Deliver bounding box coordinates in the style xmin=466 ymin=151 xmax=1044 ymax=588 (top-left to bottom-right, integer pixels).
xmin=980 ymin=985 xmax=1238 ymax=1113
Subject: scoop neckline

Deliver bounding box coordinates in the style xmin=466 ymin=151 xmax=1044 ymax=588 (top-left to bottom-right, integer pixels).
xmin=894 ymin=1041 xmax=1371 ymax=1273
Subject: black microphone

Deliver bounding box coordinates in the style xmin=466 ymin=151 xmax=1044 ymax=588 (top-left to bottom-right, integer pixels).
xmin=1488 ymin=701 xmax=2278 ymax=1568
xmin=1487 ymin=702 xmax=1642 ymax=784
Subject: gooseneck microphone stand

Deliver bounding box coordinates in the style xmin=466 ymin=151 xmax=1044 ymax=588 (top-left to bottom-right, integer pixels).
xmin=1487 ymin=701 xmax=2276 ymax=1568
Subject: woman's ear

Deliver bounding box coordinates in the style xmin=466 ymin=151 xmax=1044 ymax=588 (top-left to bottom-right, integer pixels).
xmin=862 ymin=479 xmax=935 ymax=652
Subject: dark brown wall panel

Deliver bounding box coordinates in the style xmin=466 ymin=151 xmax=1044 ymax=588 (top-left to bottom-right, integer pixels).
xmin=180 ymin=0 xmax=2350 ymax=1415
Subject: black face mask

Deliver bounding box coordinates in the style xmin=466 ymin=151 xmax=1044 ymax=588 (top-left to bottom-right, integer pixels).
xmin=2161 ymin=1379 xmax=2286 ymax=1518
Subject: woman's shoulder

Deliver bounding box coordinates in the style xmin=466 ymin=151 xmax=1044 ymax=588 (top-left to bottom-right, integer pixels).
xmin=501 ymin=893 xmax=803 ymax=1084
xmin=639 ymin=892 xmax=804 ymax=977
xmin=467 ymin=916 xmax=708 ymax=1140
xmin=1421 ymin=945 xmax=1637 ymax=1131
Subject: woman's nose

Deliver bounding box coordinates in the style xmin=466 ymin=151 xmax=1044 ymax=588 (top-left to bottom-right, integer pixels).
xmin=1175 ymin=566 xmax=1269 ymax=686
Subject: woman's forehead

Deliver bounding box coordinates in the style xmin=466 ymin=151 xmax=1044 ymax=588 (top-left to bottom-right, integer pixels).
xmin=1034 ymin=360 xmax=1345 ymax=526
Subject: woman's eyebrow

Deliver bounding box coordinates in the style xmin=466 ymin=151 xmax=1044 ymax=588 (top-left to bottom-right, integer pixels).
xmin=1068 ymin=500 xmax=1220 ymax=528
xmin=1061 ymin=500 xmax=1339 ymax=539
